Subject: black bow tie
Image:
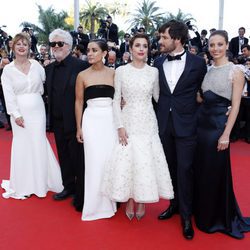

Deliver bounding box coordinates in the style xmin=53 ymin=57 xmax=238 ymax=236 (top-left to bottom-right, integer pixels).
xmin=167 ymin=51 xmax=186 ymax=61
xmin=108 ymin=64 xmax=115 ymax=68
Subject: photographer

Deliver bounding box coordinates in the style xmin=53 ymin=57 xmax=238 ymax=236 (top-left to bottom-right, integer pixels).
xmin=99 ymin=15 xmax=119 ymax=45
xmin=187 ymin=21 xmax=208 ymax=54
xmin=0 ymin=27 xmax=12 ymax=50
xmin=71 ymin=25 xmax=89 ymax=49
xmin=190 ymin=29 xmax=208 ymax=53
xmin=22 ymin=27 xmax=38 ymax=53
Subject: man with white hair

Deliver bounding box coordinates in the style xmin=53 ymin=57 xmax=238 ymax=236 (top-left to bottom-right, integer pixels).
xmin=107 ymin=50 xmax=119 ymax=68
xmin=45 ymin=29 xmax=88 ymax=211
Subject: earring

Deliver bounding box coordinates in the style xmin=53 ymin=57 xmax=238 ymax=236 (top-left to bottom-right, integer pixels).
xmin=130 ymin=53 xmax=133 ymax=61
xmin=144 ymin=57 xmax=148 ymax=63
xmin=102 ymin=56 xmax=106 ymax=64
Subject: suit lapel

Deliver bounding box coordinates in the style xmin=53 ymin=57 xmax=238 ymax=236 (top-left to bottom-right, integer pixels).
xmin=173 ymin=52 xmax=193 ymax=94
xmin=159 ymin=55 xmax=171 ymax=93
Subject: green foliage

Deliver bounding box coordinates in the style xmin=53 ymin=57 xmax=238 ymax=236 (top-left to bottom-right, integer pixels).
xmin=20 ymin=2 xmax=196 ymax=45
xmin=127 ymin=1 xmax=196 ymax=36
xmin=127 ymin=0 xmax=165 ymax=35
xmin=20 ymin=5 xmax=73 ymax=44
xmin=118 ymin=30 xmax=126 ymax=42
xmin=163 ymin=8 xmax=196 ymax=27
xmin=80 ymin=0 xmax=108 ymax=39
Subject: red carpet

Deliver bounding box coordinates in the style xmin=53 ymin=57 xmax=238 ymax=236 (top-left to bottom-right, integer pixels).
xmin=0 ymin=129 xmax=250 ymax=250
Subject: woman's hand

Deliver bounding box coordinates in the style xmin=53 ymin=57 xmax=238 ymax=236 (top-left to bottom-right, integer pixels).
xmin=76 ymin=128 xmax=84 ymax=143
xmin=118 ymin=127 xmax=128 ymax=146
xmin=217 ymin=133 xmax=230 ymax=151
xmin=196 ymin=92 xmax=203 ymax=103
xmin=15 ymin=117 xmax=24 ymax=128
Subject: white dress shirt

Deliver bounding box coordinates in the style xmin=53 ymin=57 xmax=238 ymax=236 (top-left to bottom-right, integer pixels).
xmin=1 ymin=59 xmax=45 ymax=119
xmin=163 ymin=50 xmax=186 ymax=93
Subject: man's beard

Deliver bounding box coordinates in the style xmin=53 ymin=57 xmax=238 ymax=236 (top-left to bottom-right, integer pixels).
xmin=159 ymin=43 xmax=176 ymax=54
xmin=53 ymin=50 xmax=69 ymax=62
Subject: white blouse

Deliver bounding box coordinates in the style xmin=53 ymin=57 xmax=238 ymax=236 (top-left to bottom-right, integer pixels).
xmin=1 ymin=59 xmax=45 ymax=119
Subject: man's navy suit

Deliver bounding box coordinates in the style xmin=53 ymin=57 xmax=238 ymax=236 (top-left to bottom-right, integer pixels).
xmin=154 ymin=52 xmax=207 ymax=219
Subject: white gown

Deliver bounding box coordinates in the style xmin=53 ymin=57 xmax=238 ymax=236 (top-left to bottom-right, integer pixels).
xmin=1 ymin=60 xmax=63 ymax=199
xmin=82 ymin=85 xmax=117 ymax=221
xmin=102 ymin=64 xmax=174 ymax=203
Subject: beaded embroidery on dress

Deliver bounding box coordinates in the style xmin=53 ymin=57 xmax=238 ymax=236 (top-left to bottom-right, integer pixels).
xmin=101 ymin=64 xmax=174 ymax=203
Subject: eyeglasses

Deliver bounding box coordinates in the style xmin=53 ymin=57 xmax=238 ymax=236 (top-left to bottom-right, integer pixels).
xmin=49 ymin=41 xmax=66 ymax=47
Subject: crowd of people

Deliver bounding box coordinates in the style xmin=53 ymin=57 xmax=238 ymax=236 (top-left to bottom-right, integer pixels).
xmin=0 ymin=16 xmax=250 ymax=240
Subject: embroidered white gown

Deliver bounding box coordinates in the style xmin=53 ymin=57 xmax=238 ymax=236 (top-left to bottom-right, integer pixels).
xmin=1 ymin=59 xmax=63 ymax=199
xmin=102 ymin=64 xmax=174 ymax=203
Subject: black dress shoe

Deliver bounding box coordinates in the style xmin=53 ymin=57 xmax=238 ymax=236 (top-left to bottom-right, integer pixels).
xmin=158 ymin=205 xmax=178 ymax=220
xmin=182 ymin=219 xmax=194 ymax=240
xmin=53 ymin=189 xmax=75 ymax=200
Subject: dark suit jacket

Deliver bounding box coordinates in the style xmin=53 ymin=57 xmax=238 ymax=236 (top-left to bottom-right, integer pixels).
xmin=190 ymin=31 xmax=208 ymax=53
xmin=154 ymin=52 xmax=207 ymax=137
xmin=119 ymin=42 xmax=129 ymax=57
xmin=45 ymin=55 xmax=88 ymax=134
xmin=108 ymin=23 xmax=119 ymax=45
xmin=229 ymin=36 xmax=249 ymax=58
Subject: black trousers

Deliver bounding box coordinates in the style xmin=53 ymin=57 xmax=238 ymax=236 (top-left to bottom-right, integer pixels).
xmin=160 ymin=113 xmax=197 ymax=220
xmin=53 ymin=120 xmax=84 ymax=208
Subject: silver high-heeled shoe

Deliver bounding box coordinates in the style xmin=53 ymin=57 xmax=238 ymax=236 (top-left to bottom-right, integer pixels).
xmin=125 ymin=201 xmax=134 ymax=220
xmin=126 ymin=210 xmax=135 ymax=220
xmin=136 ymin=204 xmax=145 ymax=220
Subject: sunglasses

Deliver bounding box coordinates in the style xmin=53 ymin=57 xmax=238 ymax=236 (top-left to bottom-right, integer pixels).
xmin=49 ymin=41 xmax=66 ymax=47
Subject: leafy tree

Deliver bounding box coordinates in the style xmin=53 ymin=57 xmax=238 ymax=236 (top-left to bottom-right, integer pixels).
xmin=104 ymin=1 xmax=129 ymax=18
xmin=80 ymin=0 xmax=108 ymax=39
xmin=163 ymin=8 xmax=196 ymax=28
xmin=21 ymin=5 xmax=73 ymax=44
xmin=127 ymin=0 xmax=164 ymax=35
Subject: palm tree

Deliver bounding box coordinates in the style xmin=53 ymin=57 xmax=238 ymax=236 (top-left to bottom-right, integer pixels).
xmin=104 ymin=1 xmax=129 ymax=18
xmin=127 ymin=0 xmax=164 ymax=35
xmin=163 ymin=9 xmax=196 ymax=28
xmin=20 ymin=5 xmax=73 ymax=44
xmin=80 ymin=0 xmax=108 ymax=39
